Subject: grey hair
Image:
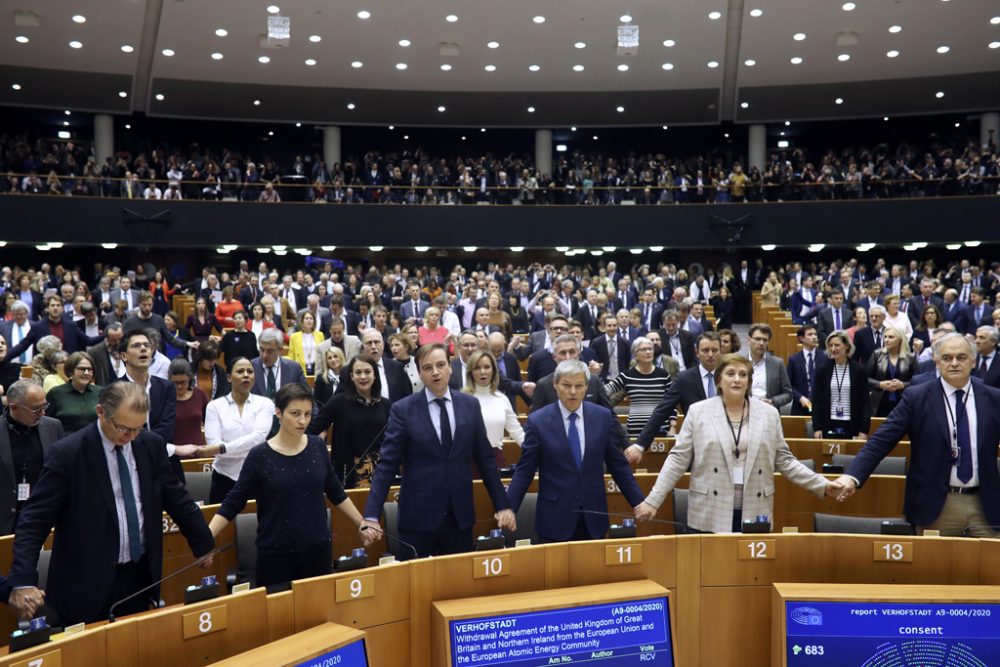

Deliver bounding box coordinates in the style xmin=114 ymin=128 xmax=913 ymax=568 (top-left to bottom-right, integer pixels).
xmin=932 ymin=331 xmax=974 ymax=359
xmin=36 ymin=335 xmax=63 ymax=357
xmin=552 ymin=333 xmax=580 ymax=350
xmin=553 ymin=359 xmax=590 ymax=384
xmin=258 ymin=327 xmax=285 ymax=347
xmin=9 ymin=300 xmax=28 ymax=314
xmin=867 ymin=304 xmax=887 ymax=317
xmin=977 ymin=325 xmax=1000 ymax=345
xmin=631 ymin=336 xmax=654 ymax=357
xmin=6 ymin=379 xmax=41 ymax=404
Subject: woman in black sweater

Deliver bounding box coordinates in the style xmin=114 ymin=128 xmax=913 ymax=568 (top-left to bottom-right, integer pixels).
xmin=219 ymin=310 xmax=259 ymax=363
xmin=307 ymin=354 xmax=390 ymax=488
xmin=811 ymin=331 xmax=872 ymax=440
xmin=209 ymin=383 xmax=364 ymax=589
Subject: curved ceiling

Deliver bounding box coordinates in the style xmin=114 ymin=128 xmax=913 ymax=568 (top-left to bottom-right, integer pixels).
xmin=0 ymin=0 xmax=998 ymax=126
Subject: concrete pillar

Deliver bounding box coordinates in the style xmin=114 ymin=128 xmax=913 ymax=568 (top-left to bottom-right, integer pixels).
xmin=323 ymin=126 xmax=341 ymax=168
xmin=981 ymin=112 xmax=999 ymax=152
xmin=94 ymin=114 xmax=114 ymax=165
xmin=748 ymin=123 xmax=766 ymax=172
xmin=534 ymin=129 xmax=552 ymax=177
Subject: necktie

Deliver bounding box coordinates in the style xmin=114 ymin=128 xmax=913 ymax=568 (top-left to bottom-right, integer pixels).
xmin=875 ymin=329 xmax=882 ymax=349
xmin=15 ymin=324 xmax=27 ymax=364
xmin=266 ymin=365 xmax=276 ymax=398
xmin=567 ymin=412 xmax=583 ymax=469
xmin=608 ymin=337 xmax=619 ymax=377
xmin=980 ymin=357 xmax=990 ymax=378
xmin=954 ymin=389 xmax=973 ymax=484
xmin=434 ymin=397 xmax=452 ymax=448
xmin=924 ymin=296 xmax=929 ymax=306
xmin=705 ymin=372 xmax=716 ymax=398
xmin=834 ymin=310 xmax=841 ymax=330
xmin=115 ymin=446 xmax=143 ymax=563
xmin=962 ymin=286 xmax=969 ymax=303
xmin=806 ymin=352 xmax=815 ymax=393
xmin=591 ymin=306 xmax=597 ymax=321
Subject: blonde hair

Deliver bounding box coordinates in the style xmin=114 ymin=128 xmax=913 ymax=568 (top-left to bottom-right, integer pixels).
xmin=463 ymin=350 xmax=499 ymax=394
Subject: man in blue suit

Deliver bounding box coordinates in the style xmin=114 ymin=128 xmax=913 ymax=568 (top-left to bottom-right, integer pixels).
xmin=787 ymin=325 xmax=827 ymax=416
xmin=360 ymin=343 xmax=515 ymax=558
xmin=399 ymin=283 xmax=428 ymax=323
xmin=506 ymin=359 xmax=644 ymax=543
xmin=836 ymin=333 xmax=1000 ymax=537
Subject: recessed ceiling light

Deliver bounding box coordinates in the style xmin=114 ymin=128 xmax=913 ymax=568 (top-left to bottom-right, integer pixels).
xmin=253 ymin=99 xmax=260 ymax=105
xmin=155 ymin=93 xmax=164 ymax=101
xmin=883 ymin=116 xmax=889 ymax=121
xmin=440 ymin=63 xmax=452 ymax=71
xmin=835 ymin=97 xmax=844 ymax=104
xmin=573 ymin=64 xmax=584 ymax=72
xmin=481 ymin=128 xmax=486 ymax=132
xmin=309 ymin=35 xmax=322 ymax=43
xmin=215 ymin=28 xmax=228 ymax=37
xmin=15 ymin=35 xmax=29 ymax=44
xmin=347 ymin=103 xmax=355 ymax=109
xmin=529 ymin=64 xmax=540 ymax=71
xmin=744 ymin=58 xmax=756 ymax=66
xmin=398 ymin=39 xmax=410 ymax=47
xmin=357 ymin=10 xmax=371 ymax=19
xmin=592 ymin=135 xmax=598 ymax=140
xmin=620 ymin=14 xmax=633 ymax=22
xmin=11 ymin=84 xmax=20 ymax=90
xmin=991 ymin=16 xmax=1000 ymax=24
xmin=121 ymin=44 xmax=134 ymax=53
xmin=708 ymin=11 xmax=722 ymax=20
xmin=267 ymin=5 xmax=280 ymax=14
xmin=484 ymin=64 xmax=496 ymax=71
xmin=396 ymin=63 xmax=407 ymax=70
xmin=446 ymin=14 xmax=458 ymax=22
xmin=211 ymin=52 xmax=223 ymax=60
xmin=888 ymin=25 xmax=902 ymax=33
xmin=118 ymin=91 xmax=127 ymax=98
xmin=707 ymin=60 xmax=719 ymax=68
xmin=575 ymin=41 xmax=586 ymax=49
xmin=436 ymin=106 xmax=446 ymax=112
xmin=124 ymin=123 xmax=131 ymax=129
xmin=991 ymin=41 xmax=1000 ymax=49
xmin=64 ymin=110 xmax=71 ymax=115
xmin=663 ymin=40 xmax=677 ymax=49
xmin=616 ymin=105 xmax=625 ymax=112
xmin=842 ymin=2 xmax=856 ymax=10
xmin=662 ymin=62 xmax=674 ymax=70
xmin=955 ymin=122 xmax=960 ymax=128
xmin=571 ymin=127 xmax=577 ymax=131
xmin=527 ymin=106 xmax=535 ymax=113
xmin=793 ymin=32 xmax=806 ymax=41
xmin=72 ymin=14 xmax=86 ymax=23
xmin=886 ymin=50 xmax=899 ymax=57
xmin=268 ymin=131 xmax=274 ymax=136
xmin=785 ymin=120 xmax=791 ymax=126
xmin=351 ymin=60 xmax=363 ymax=68
xmin=935 ymin=91 xmax=945 ymax=98
xmin=258 ymin=55 xmax=270 ymax=63
xmin=533 ymin=16 xmax=545 ymax=23
xmin=388 ymin=125 xmax=394 ymax=130
xmin=487 ymin=41 xmax=499 ymax=49
xmin=295 ymin=122 xmax=302 ymax=127
xmin=837 ymin=53 xmax=851 ymax=61
xmin=740 ymin=102 xmax=749 ymax=108
xmin=790 ymin=56 xmax=803 ymax=64
xmin=69 ymin=41 xmax=83 ymax=49
xmin=617 ymin=63 xmax=629 ymax=71
xmin=662 ymin=125 xmax=668 ymax=130
xmin=304 ymin=58 xmax=317 ymax=66
xmin=936 ymin=45 xmax=950 ymax=53
xmin=162 ymin=48 xmax=175 ymax=57
xmin=749 ymin=8 xmax=763 ymax=17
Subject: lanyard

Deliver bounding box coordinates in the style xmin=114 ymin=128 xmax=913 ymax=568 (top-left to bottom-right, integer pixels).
xmin=833 ymin=363 xmax=849 ymax=404
xmin=942 ymin=386 xmax=971 ymax=461
xmin=726 ymin=400 xmax=747 ymax=460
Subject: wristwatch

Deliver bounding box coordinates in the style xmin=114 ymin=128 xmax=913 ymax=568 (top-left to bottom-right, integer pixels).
xmin=218 ymin=444 xmax=227 ymax=455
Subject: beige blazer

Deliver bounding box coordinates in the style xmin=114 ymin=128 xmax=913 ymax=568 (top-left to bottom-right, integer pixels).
xmin=315 ymin=335 xmax=362 ymax=376
xmin=645 ymin=396 xmax=827 ymax=533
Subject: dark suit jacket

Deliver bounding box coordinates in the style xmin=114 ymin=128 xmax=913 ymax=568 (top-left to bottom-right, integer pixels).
xmin=962 ymin=304 xmax=992 ymax=335
xmin=577 ymin=306 xmax=603 ymax=340
xmin=8 ymin=425 xmax=214 ymax=624
xmin=399 ymin=300 xmax=428 ymax=322
xmin=87 ymin=341 xmax=118 ymax=388
xmin=852 ymin=326 xmax=885 ymax=366
xmin=787 ymin=349 xmax=828 ymax=416
xmin=6 ymin=315 xmax=104 ymax=359
xmin=527 ymin=349 xmax=557 ymax=383
xmin=591 ymin=334 xmax=632 ymax=381
xmin=530 ymin=374 xmax=612 ymax=414
xmin=846 ymin=379 xmax=1000 ymax=527
xmin=362 ymin=390 xmax=509 ymax=532
xmin=114 ymin=374 xmax=182 ymax=481
xmin=636 ymin=366 xmax=706 ymax=448
xmin=856 ymin=296 xmax=883 ymax=313
xmin=110 ymin=288 xmax=141 ymax=310
xmin=656 ymin=329 xmax=696 ymax=370
xmin=909 ymin=295 xmax=943 ymax=321
xmin=250 ymin=357 xmax=308 ymax=397
xmin=0 ymin=415 xmax=64 ymax=534
xmin=506 ymin=402 xmax=644 ymax=541
xmin=976 ymin=354 xmax=1000 ymax=389
xmin=941 ymin=301 xmax=966 ymax=329
xmin=811 ymin=360 xmax=872 ymax=437
xmin=816 ymin=306 xmax=855 ymax=342
xmin=636 ymin=303 xmax=664 ymax=334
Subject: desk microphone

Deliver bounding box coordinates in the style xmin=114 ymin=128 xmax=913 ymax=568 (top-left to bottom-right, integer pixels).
xmin=574 ymin=509 xmax=691 ymax=534
xmin=108 ymin=543 xmax=234 ymax=623
xmin=360 ymin=525 xmax=419 ymax=559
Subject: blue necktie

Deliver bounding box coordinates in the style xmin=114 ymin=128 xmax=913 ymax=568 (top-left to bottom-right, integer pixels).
xmin=954 ymin=389 xmax=973 ymax=484
xmin=705 ymin=372 xmax=716 ymax=398
xmin=568 ymin=412 xmax=582 ymax=470
xmin=115 ymin=446 xmax=143 ymax=563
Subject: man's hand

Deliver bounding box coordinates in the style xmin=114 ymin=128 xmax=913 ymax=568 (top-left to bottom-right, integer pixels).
xmin=359 ymin=519 xmax=383 ymax=547
xmin=495 ymin=509 xmax=517 ymax=532
xmin=832 ymin=475 xmax=858 ymax=502
xmin=624 ymin=444 xmax=643 ymax=465
xmin=760 ymin=397 xmax=774 ymax=405
xmin=588 ymin=360 xmax=603 ymax=375
xmin=813 ymin=430 xmax=824 ymax=439
xmin=853 ymin=432 xmax=868 ymax=441
xmin=188 ymin=340 xmax=201 ymax=350
xmin=196 ymin=553 xmax=215 ymax=569
xmin=799 ymin=396 xmax=812 ymax=410
xmin=521 ymin=382 xmax=536 ymax=398
xmin=174 ymin=444 xmax=200 ymax=458
xmin=9 ymin=587 xmax=45 ymax=621
xmin=634 ymin=502 xmax=657 ymax=522
xmin=912 ymin=339 xmax=924 ymax=354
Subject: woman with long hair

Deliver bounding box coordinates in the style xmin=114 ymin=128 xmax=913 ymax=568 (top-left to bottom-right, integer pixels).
xmin=866 ymin=327 xmax=915 ymax=418
xmin=463 ymin=350 xmax=524 ymax=468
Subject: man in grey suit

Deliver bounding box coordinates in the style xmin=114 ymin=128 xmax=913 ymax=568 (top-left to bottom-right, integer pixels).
xmin=816 ymin=291 xmax=855 ymax=342
xmin=316 ymin=320 xmax=361 ymax=377
xmin=746 ymin=323 xmax=793 ymax=409
xmin=250 ymin=328 xmax=307 ymax=399
xmin=109 ymin=276 xmax=141 ymax=313
xmin=0 ymin=380 xmax=64 ymax=534
xmin=86 ymin=323 xmax=126 ymax=387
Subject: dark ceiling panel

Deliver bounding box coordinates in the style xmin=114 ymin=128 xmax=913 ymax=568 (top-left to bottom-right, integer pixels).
xmin=0 ymin=65 xmax=133 ymax=114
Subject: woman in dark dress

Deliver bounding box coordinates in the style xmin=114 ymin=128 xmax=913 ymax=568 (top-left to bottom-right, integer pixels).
xmin=185 ymin=297 xmax=222 ymax=343
xmin=219 ymin=311 xmax=259 ymax=363
xmin=505 ymin=292 xmax=529 ymax=334
xmin=710 ymin=285 xmax=735 ymax=331
xmin=209 ymin=383 xmax=364 ymax=589
xmin=307 ymin=354 xmax=390 ymax=488
xmin=149 ymin=270 xmax=176 ymax=317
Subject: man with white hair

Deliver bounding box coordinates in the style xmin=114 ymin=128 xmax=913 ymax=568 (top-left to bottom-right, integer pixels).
xmin=0 ymin=301 xmax=33 ymax=364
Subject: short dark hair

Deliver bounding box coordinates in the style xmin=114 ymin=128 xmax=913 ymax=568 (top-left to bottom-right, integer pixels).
xmin=797 ymin=324 xmax=817 ymax=339
xmin=197 ymin=339 xmax=220 ymax=361
xmin=274 ymin=382 xmax=314 ymax=411
xmin=416 ymin=342 xmax=448 ymax=367
xmin=122 ymin=328 xmax=150 ymax=350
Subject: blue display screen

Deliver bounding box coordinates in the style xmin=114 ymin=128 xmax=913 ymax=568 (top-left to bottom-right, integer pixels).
xmin=785 ymin=601 xmax=1000 ymax=666
xmin=294 ymin=638 xmax=368 ymax=667
xmin=449 ymin=597 xmax=672 ymax=666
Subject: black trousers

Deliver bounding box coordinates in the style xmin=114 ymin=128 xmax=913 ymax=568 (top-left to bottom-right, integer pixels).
xmin=96 ymin=555 xmax=152 ymax=624
xmin=208 ymin=470 xmax=237 ymax=505
xmin=397 ymin=506 xmax=472 ymax=561
xmin=256 ymin=543 xmax=332 ymax=589
xmin=537 ymin=511 xmax=593 ymax=544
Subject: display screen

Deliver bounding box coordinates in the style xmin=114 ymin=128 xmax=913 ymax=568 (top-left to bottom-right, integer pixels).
xmin=785 ymin=601 xmax=1000 ymax=666
xmin=449 ymin=597 xmax=672 ymax=666
xmin=294 ymin=638 xmax=368 ymax=667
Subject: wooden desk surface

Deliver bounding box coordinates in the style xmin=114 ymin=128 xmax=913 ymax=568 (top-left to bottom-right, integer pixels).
xmin=205 ymin=622 xmax=365 ymax=667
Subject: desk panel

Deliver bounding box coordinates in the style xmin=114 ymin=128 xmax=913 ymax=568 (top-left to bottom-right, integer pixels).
xmin=291 ymin=562 xmax=410 ymax=633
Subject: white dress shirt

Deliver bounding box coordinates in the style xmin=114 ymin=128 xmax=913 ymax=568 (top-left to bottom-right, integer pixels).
xmin=558 ymin=401 xmax=585 ymax=461
xmin=204 ymin=393 xmax=275 ymax=481
xmin=425 ymin=388 xmax=456 ymax=442
xmin=942 ymin=379 xmax=979 ymax=488
xmin=99 ymin=424 xmax=146 ymax=563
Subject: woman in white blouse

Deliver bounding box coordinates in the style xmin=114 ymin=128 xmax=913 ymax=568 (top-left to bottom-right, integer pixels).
xmin=882 ymin=294 xmax=913 ymax=339
xmin=199 ymin=357 xmax=275 ymax=503
xmin=463 ymin=350 xmax=524 ymax=468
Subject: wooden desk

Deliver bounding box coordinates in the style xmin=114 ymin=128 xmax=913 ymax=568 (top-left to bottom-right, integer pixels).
xmin=206 ymin=622 xmax=366 ymax=667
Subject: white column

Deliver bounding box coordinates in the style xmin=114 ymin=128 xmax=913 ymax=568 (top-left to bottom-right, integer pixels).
xmin=94 ymin=114 xmax=114 ymax=165
xmin=323 ymin=126 xmax=341 ymax=168
xmin=981 ymin=112 xmax=999 ymax=152
xmin=748 ymin=124 xmax=766 ymax=172
xmin=534 ymin=129 xmax=552 ymax=177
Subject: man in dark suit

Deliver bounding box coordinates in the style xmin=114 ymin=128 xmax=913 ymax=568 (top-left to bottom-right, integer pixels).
xmin=962 ymin=288 xmax=992 ymax=336
xmin=816 ymin=291 xmax=854 ymax=342
xmin=940 ymin=290 xmax=966 ymax=330
xmin=787 ymin=325 xmax=827 ymax=416
xmin=4 ymin=296 xmax=104 ymax=361
xmin=909 ymin=278 xmax=943 ymax=321
xmin=0 ymin=380 xmax=64 ymax=535
xmin=852 ymin=305 xmax=888 ymax=366
xmin=577 ymin=291 xmax=604 ymax=340
xmin=359 ymin=344 xmax=515 ymax=558
xmin=637 ymin=288 xmax=663 ymax=335
xmin=358 ymin=329 xmax=412 ymax=403
xmin=251 ymin=328 xmax=308 ymax=399
xmin=974 ymin=326 xmax=1000 ymax=389
xmin=487 ymin=332 xmax=532 ymax=408
xmin=837 ymin=333 xmax=1000 ymax=537
xmin=656 ymin=310 xmax=696 ymax=372
xmin=856 ymin=282 xmax=884 ymax=314
xmin=530 ymin=335 xmax=615 ymax=415
xmin=591 ymin=314 xmax=632 ymax=381
xmin=237 ymin=280 xmax=261 ymax=310
xmin=7 ymin=383 xmax=215 ymax=624
xmin=88 ymin=323 xmax=126 ymax=387
xmin=635 ymin=332 xmax=721 ymax=457
xmin=506 ymin=359 xmax=644 ymax=543
xmin=527 ymin=344 xmax=557 ymax=383
xmin=399 ymin=283 xmax=428 ymax=323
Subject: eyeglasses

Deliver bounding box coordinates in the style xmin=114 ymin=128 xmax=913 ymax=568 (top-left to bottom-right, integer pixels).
xmin=75 ymin=367 xmax=94 ymax=374
xmin=15 ymin=403 xmax=48 ymax=415
xmin=107 ymin=415 xmax=144 ymax=436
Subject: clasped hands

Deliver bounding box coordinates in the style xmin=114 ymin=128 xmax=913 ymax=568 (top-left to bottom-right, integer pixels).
xmin=358 ymin=510 xmax=518 ymax=548
xmin=9 ymin=587 xmax=45 ymax=621
xmin=826 ymin=475 xmax=858 ymax=502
